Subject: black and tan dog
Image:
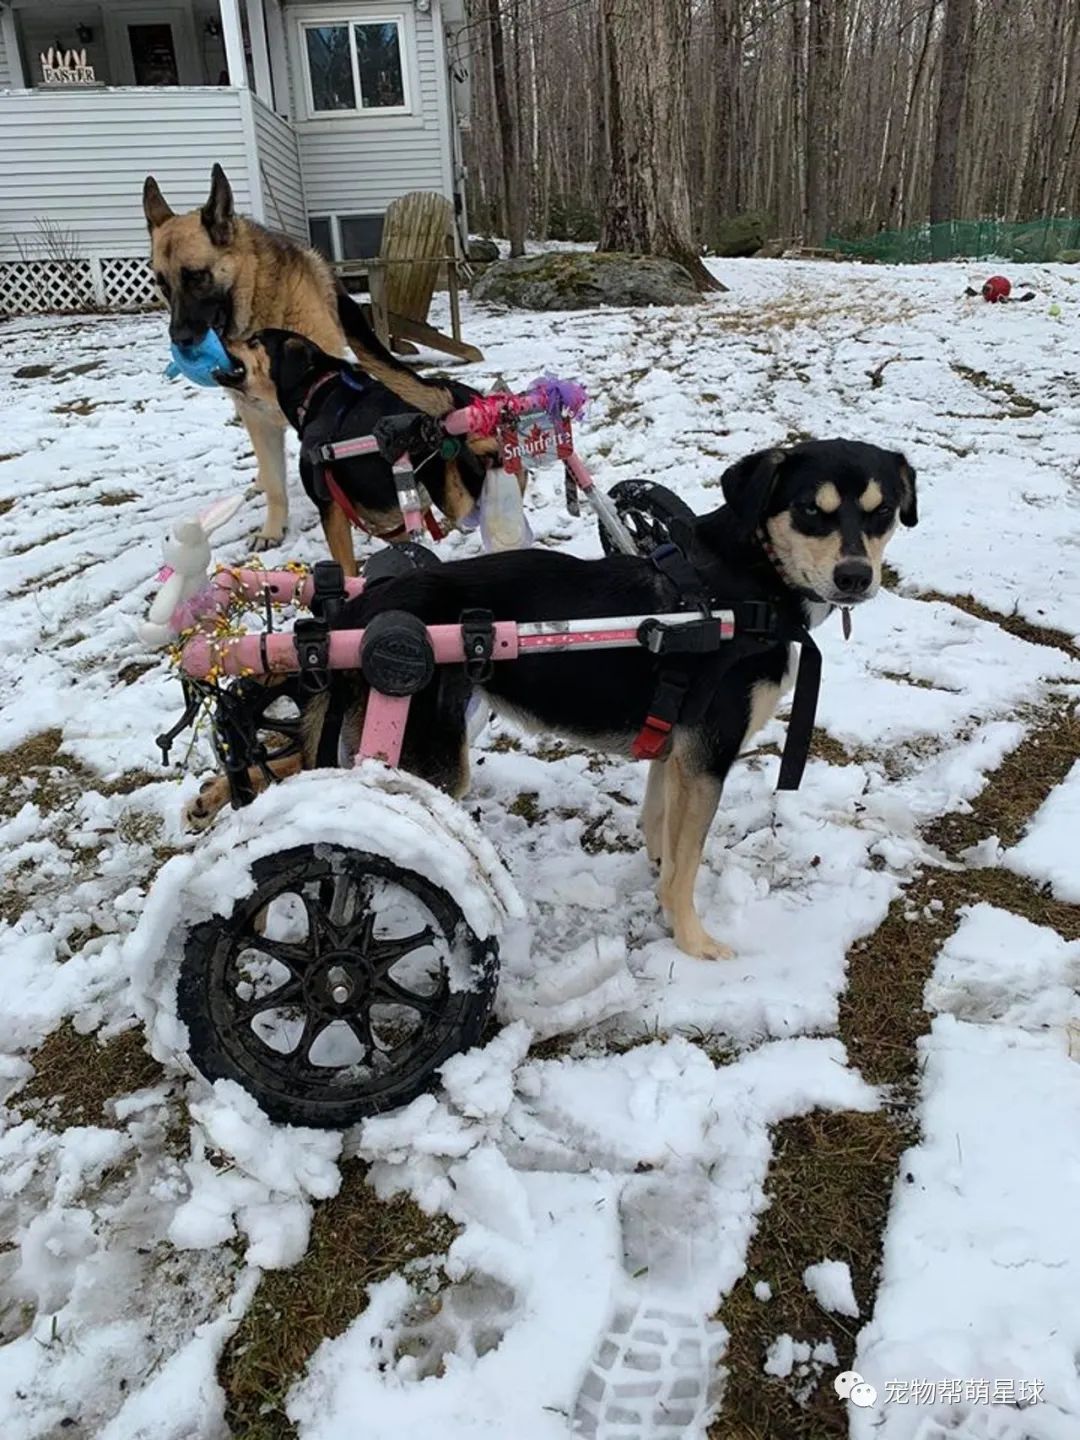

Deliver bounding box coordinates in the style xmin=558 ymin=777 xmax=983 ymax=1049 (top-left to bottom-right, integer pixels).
xmin=185 ymin=439 xmax=916 ymax=960
xmin=217 ymin=330 xmax=488 ymax=576
xmin=143 ymin=165 xmax=466 ymax=562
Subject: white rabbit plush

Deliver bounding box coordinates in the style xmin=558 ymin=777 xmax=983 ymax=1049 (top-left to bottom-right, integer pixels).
xmin=139 ymin=496 xmax=244 ymax=648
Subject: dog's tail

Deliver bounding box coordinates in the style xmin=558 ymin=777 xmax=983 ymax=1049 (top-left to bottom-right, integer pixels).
xmin=335 ymin=286 xmax=496 ymax=520
xmin=335 ymin=287 xmax=454 ymax=416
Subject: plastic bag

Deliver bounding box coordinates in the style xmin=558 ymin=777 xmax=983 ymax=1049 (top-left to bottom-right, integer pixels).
xmin=479 ymin=467 xmax=533 ymax=552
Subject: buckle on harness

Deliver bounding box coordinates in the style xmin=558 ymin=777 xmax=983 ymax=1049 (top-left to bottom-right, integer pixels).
xmin=737 ymin=600 xmax=780 ymax=639
xmin=632 ymin=671 xmax=689 ymax=761
xmin=460 ymin=609 xmax=495 ymax=683
xmin=310 ymin=560 xmax=346 ymax=626
xmin=294 ymin=617 xmax=331 ymax=693
xmin=637 ymin=616 xmax=728 ymax=656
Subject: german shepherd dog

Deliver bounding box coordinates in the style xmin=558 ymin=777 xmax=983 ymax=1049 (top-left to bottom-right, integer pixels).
xmin=185 ymin=439 xmax=916 ymax=960
xmin=216 ymin=330 xmax=489 ymax=574
xmin=142 ymin=164 xmax=470 ymax=569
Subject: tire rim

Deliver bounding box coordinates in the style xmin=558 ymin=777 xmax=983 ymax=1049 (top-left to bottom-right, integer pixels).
xmin=193 ymin=848 xmax=486 ymax=1114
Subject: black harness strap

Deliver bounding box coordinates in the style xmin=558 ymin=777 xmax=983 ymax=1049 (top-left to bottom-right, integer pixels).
xmin=634 ymin=543 xmax=821 ymax=791
xmin=777 ymin=633 xmax=820 ymax=791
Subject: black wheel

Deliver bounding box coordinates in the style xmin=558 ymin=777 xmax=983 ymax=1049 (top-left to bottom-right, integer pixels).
xmin=177 ymin=844 xmax=498 ymax=1128
xmin=598 ymin=480 xmax=696 ymax=557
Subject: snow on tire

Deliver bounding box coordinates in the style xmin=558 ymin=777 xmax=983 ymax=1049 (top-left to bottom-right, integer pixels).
xmin=125 ymin=766 xmax=527 ymax=1128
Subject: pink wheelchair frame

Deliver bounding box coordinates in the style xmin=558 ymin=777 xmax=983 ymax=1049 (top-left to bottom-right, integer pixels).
xmin=163 ymin=381 xmax=729 ymax=777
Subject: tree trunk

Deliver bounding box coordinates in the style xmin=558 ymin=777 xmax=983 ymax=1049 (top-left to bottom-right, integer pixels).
xmin=597 ymin=0 xmax=723 ymax=291
xmin=486 ymin=0 xmax=526 ymax=256
xmin=928 ymin=0 xmax=973 ymax=252
xmin=791 ymin=0 xmax=807 ymax=237
xmin=804 ymin=0 xmax=834 ymax=245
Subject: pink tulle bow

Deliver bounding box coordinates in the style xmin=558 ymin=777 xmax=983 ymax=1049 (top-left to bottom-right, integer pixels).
xmin=528 ymin=375 xmax=588 ymax=420
xmin=171 ymin=582 xmax=221 ymax=634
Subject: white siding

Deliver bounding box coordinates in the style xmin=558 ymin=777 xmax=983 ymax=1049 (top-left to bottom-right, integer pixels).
xmin=285 ymin=0 xmax=450 ymax=220
xmin=249 ymin=91 xmax=308 ymax=241
xmin=0 ymin=87 xmax=255 ymax=260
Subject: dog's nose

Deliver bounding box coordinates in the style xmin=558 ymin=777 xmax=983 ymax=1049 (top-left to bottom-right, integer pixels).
xmin=833 ymin=560 xmax=873 ymax=596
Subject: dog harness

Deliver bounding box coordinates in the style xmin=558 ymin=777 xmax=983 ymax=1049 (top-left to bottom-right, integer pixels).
xmin=297 ymin=371 xmax=446 ymax=543
xmin=632 ymin=542 xmax=822 ymax=792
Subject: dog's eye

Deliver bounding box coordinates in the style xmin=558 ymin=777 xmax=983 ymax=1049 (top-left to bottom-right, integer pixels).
xmin=181 ymin=266 xmax=212 ymax=289
xmin=867 ymin=503 xmax=894 ymax=523
xmin=794 ymin=499 xmax=820 ymax=519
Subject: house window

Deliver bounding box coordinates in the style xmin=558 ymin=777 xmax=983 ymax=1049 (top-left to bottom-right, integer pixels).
xmin=301 ymin=17 xmax=409 ymax=116
xmin=308 ymin=216 xmax=334 ymax=259
xmin=338 ymin=215 xmax=384 ymax=260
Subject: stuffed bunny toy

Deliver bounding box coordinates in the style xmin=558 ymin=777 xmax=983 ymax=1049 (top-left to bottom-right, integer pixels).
xmin=140 ymin=496 xmax=243 ymax=647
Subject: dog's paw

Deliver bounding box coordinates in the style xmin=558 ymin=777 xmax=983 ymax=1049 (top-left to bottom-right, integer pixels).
xmin=183 ymin=778 xmax=229 ymax=833
xmin=244 ymin=484 xmax=262 ymax=502
xmin=673 ymin=923 xmax=733 ymax=962
xmin=249 ymin=529 xmax=284 ymax=552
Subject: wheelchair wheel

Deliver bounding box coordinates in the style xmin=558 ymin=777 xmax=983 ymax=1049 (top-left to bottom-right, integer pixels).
xmin=598 ymin=480 xmax=696 ymax=558
xmin=177 ymin=844 xmax=498 ymax=1129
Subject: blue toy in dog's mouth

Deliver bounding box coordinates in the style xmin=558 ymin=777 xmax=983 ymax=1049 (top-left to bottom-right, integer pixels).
xmin=164 ymin=330 xmax=243 ymax=388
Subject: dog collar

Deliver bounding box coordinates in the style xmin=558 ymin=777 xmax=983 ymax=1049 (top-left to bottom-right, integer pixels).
xmin=296 ymin=371 xmax=340 ymax=430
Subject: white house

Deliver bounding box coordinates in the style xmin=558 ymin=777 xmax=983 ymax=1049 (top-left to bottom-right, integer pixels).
xmin=0 ymin=0 xmax=471 ymax=315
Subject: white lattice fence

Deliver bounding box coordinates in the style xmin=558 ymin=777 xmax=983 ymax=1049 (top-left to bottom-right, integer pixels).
xmin=0 ymin=259 xmax=96 ymax=316
xmin=0 ymin=256 xmax=165 ymax=317
xmin=100 ymin=257 xmax=164 ymax=311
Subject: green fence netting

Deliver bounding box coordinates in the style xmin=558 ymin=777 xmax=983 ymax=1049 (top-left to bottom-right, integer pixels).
xmin=826 ymin=219 xmax=1080 ymax=264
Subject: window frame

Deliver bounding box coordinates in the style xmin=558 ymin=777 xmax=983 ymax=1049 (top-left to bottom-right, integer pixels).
xmin=298 ymin=13 xmax=413 ymax=120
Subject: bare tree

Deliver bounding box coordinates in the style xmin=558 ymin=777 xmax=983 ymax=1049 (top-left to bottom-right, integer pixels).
xmin=804 ymin=0 xmax=834 ymax=245
xmin=485 ymin=0 xmax=527 ymax=255
xmin=597 ymin=0 xmax=723 ymax=289
xmin=458 ymin=0 xmax=1080 ymax=254
xmin=928 ymin=0 xmax=973 ymax=249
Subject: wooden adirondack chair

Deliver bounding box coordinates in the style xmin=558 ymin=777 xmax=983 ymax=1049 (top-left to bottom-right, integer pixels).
xmin=339 ymin=191 xmax=483 ymax=364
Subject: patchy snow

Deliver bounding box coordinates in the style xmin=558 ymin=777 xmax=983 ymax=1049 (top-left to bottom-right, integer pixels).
xmin=1004 ymin=754 xmax=1080 ymax=902
xmin=854 ymin=913 xmax=1080 ymax=1440
xmin=2 ymin=257 xmax=1080 ymax=1437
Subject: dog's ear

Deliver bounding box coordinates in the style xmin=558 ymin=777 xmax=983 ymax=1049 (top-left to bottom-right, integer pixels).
xmin=143 ymin=176 xmax=174 ymax=232
xmin=894 ymin=453 xmax=918 ymax=527
xmin=201 ymin=164 xmax=235 ymax=247
xmin=720 ymin=447 xmax=787 ymax=537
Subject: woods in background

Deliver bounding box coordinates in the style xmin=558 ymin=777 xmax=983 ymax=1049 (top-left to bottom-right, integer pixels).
xmin=458 ymin=0 xmax=1080 ymax=269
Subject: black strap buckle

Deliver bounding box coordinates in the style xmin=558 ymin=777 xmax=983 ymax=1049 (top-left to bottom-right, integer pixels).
xmin=310 ymin=559 xmax=346 ymax=625
xmin=736 ymin=600 xmax=780 ymax=639
xmin=637 ymin=616 xmax=726 ymax=656
xmin=460 ymin=608 xmax=495 ymax=683
xmin=294 ymin=617 xmax=331 ymax=693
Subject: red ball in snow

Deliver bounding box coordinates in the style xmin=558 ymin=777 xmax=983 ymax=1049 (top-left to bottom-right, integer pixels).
xmin=982 ymin=275 xmax=1011 ymax=303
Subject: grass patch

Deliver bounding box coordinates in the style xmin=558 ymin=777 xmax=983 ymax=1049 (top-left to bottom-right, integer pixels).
xmin=951 ymin=363 xmax=1046 ymax=417
xmin=17 ymin=1023 xmax=164 ymax=1126
xmin=713 ymin=694 xmax=1080 ymax=1434
xmin=10 ymin=530 xmax=72 ymax=556
xmin=52 ymin=399 xmax=102 ymax=416
xmin=220 ymin=1167 xmax=457 ymax=1440
xmin=508 ymin=791 xmax=542 ymax=824
xmin=925 ymin=700 xmax=1080 ymax=853
xmin=907 ymin=587 xmax=1079 ymax=661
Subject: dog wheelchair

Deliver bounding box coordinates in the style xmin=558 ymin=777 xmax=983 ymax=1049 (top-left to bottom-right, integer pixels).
xmin=135 ymin=384 xmax=713 ymax=1129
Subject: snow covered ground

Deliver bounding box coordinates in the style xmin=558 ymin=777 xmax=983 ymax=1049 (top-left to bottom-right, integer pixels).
xmin=2 ymin=257 xmax=1080 ymax=1439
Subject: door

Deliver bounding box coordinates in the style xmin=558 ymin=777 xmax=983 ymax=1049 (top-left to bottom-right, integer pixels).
xmin=128 ymin=23 xmax=179 ymax=85
xmin=104 ymin=5 xmax=201 ymax=86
